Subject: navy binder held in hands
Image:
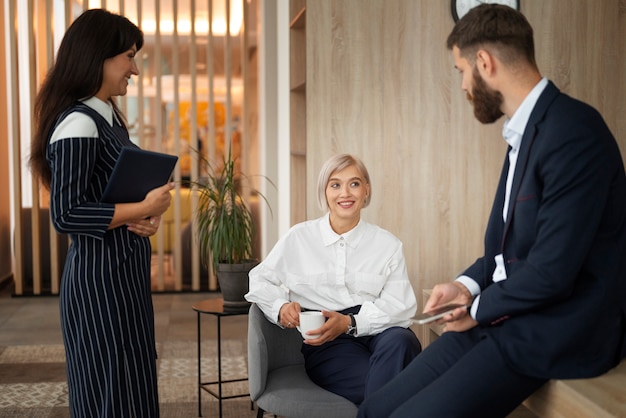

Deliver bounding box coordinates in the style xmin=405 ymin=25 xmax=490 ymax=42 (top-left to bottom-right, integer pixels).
xmin=101 ymin=147 xmax=178 ymax=203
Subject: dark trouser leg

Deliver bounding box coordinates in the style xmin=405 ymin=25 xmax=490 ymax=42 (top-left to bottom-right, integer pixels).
xmin=302 ymin=334 xmax=372 ymax=405
xmin=364 ymin=327 xmax=421 ymax=397
xmin=358 ymin=328 xmax=547 ymax=418
xmin=302 ymin=327 xmax=421 ymax=405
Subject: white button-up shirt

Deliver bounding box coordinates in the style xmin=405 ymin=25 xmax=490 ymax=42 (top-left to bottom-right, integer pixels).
xmin=458 ymin=77 xmax=549 ymax=317
xmin=245 ymin=213 xmax=417 ymax=336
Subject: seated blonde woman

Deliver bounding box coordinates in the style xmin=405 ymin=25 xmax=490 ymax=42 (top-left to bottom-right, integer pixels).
xmin=245 ymin=153 xmax=422 ymax=405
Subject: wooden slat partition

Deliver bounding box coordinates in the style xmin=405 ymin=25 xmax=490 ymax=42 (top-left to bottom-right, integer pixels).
xmin=43 ymin=0 xmax=61 ymax=295
xmin=8 ymin=0 xmax=253 ymax=294
xmin=189 ymin=0 xmax=199 ymax=291
xmin=171 ymin=0 xmax=183 ymax=291
xmin=152 ymin=0 xmax=167 ymax=291
xmin=8 ymin=0 xmax=23 ymax=295
xmin=28 ymin=0 xmax=42 ymax=295
xmin=205 ymin=0 xmax=218 ymax=291
xmin=0 ymin=0 xmax=13 ymax=286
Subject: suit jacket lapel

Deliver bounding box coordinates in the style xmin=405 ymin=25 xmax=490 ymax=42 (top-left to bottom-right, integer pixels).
xmin=481 ymin=150 xmax=508 ymax=288
xmin=502 ymin=81 xmax=560 ymax=243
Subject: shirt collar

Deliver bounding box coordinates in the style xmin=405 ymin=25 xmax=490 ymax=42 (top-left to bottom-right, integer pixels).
xmin=320 ymin=212 xmax=364 ymax=248
xmin=502 ymin=77 xmax=548 ymax=150
xmin=82 ymin=96 xmax=115 ymax=127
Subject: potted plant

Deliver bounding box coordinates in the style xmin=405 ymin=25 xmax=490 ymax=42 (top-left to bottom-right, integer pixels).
xmin=193 ymin=149 xmax=270 ymax=308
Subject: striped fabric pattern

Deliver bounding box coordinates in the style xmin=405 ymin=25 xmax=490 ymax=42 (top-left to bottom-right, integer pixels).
xmin=47 ymin=103 xmax=160 ymax=417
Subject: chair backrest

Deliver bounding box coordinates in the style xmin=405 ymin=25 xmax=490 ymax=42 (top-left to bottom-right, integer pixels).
xmin=248 ymin=303 xmax=305 ymax=400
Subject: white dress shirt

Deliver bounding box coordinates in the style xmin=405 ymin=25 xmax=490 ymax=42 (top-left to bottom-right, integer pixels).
xmin=245 ymin=213 xmax=418 ymax=336
xmin=457 ymin=77 xmax=549 ymax=317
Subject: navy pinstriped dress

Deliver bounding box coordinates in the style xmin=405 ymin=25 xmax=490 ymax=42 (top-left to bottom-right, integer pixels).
xmin=47 ymin=101 xmax=160 ymax=417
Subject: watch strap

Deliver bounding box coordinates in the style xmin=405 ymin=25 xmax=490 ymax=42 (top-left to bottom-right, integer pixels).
xmin=346 ymin=313 xmax=357 ymax=335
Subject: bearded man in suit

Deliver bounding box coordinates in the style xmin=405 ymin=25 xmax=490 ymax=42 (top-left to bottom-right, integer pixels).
xmin=358 ymin=4 xmax=626 ymax=418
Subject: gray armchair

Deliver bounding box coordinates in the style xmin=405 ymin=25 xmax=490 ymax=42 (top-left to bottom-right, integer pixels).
xmin=247 ymin=303 xmax=358 ymax=418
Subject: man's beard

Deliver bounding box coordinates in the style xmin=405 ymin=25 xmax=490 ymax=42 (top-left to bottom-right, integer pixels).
xmin=467 ymin=66 xmax=504 ymax=124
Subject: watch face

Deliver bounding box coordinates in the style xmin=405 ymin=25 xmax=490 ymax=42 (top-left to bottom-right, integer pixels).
xmin=452 ymin=0 xmax=520 ymax=22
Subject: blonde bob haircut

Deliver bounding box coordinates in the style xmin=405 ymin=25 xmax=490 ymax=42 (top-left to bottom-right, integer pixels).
xmin=317 ymin=154 xmax=372 ymax=211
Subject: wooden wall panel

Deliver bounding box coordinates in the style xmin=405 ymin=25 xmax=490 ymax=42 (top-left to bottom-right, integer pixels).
xmin=303 ymin=0 xmax=626 ymax=306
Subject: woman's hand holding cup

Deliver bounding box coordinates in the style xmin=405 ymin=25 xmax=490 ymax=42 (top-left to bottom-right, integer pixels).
xmin=279 ymin=301 xmax=301 ymax=329
xmin=297 ymin=311 xmax=326 ymax=339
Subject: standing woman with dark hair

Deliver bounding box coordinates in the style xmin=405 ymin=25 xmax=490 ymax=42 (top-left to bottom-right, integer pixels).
xmin=30 ymin=9 xmax=173 ymax=417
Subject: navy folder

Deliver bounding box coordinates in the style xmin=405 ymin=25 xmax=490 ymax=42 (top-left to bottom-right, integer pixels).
xmin=101 ymin=147 xmax=178 ymax=203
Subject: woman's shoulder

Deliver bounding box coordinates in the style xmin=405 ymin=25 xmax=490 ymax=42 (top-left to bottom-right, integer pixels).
xmin=361 ymin=220 xmax=402 ymax=244
xmin=286 ymin=217 xmax=321 ymax=236
xmin=274 ymin=217 xmax=326 ymax=246
xmin=50 ymin=105 xmax=99 ymax=144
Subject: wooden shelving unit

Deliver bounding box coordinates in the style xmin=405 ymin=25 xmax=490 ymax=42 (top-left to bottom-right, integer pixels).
xmin=289 ymin=0 xmax=307 ymax=225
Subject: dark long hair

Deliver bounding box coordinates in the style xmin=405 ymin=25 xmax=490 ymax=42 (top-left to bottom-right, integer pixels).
xmin=30 ymin=9 xmax=143 ymax=189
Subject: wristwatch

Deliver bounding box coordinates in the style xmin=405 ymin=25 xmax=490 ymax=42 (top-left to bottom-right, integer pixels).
xmin=346 ymin=314 xmax=357 ymax=336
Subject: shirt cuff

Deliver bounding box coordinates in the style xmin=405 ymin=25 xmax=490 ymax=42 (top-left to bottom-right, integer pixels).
xmin=455 ymin=275 xmax=481 ymax=297
xmin=455 ymin=276 xmax=480 ymax=320
xmin=468 ymin=295 xmax=480 ymax=320
xmin=354 ymin=314 xmax=368 ymax=336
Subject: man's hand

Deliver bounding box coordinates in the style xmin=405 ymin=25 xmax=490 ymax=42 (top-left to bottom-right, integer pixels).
xmin=443 ymin=313 xmax=478 ymax=333
xmin=424 ymin=281 xmax=477 ymax=332
xmin=424 ymin=282 xmax=473 ymax=312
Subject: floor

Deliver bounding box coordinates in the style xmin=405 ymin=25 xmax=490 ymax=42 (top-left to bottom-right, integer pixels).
xmin=0 ymin=283 xmax=248 ymax=350
xmin=0 ymin=281 xmax=254 ymax=417
xmin=0 ymin=279 xmax=537 ymax=418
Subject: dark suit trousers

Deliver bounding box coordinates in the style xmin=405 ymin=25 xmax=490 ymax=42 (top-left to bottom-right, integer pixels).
xmin=357 ymin=327 xmax=547 ymax=418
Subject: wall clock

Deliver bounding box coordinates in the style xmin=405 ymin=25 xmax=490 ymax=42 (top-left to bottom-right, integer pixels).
xmin=451 ymin=0 xmax=520 ymax=23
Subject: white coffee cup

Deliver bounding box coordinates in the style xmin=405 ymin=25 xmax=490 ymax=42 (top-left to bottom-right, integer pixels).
xmin=297 ymin=311 xmax=325 ymax=339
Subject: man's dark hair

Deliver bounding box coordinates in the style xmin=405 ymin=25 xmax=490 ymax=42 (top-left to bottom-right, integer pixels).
xmin=446 ymin=4 xmax=536 ymax=68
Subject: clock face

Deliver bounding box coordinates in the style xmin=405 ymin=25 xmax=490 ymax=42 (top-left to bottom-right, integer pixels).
xmin=452 ymin=0 xmax=520 ymax=22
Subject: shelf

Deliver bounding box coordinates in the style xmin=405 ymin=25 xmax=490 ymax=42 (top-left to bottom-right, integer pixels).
xmin=290 ymin=154 xmax=307 ymax=225
xmin=290 ymin=81 xmax=306 ymax=92
xmin=290 ymin=150 xmax=306 ymax=157
xmin=290 ymin=6 xmax=306 ymax=29
xmin=290 ymin=15 xmax=306 ymax=91
xmin=290 ymin=1 xmax=307 ymax=224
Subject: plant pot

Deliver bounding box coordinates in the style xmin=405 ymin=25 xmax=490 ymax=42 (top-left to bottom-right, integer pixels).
xmin=216 ymin=260 xmax=259 ymax=309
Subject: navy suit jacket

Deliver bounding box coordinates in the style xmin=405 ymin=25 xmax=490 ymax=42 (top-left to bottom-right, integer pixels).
xmin=463 ymin=81 xmax=626 ymax=379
